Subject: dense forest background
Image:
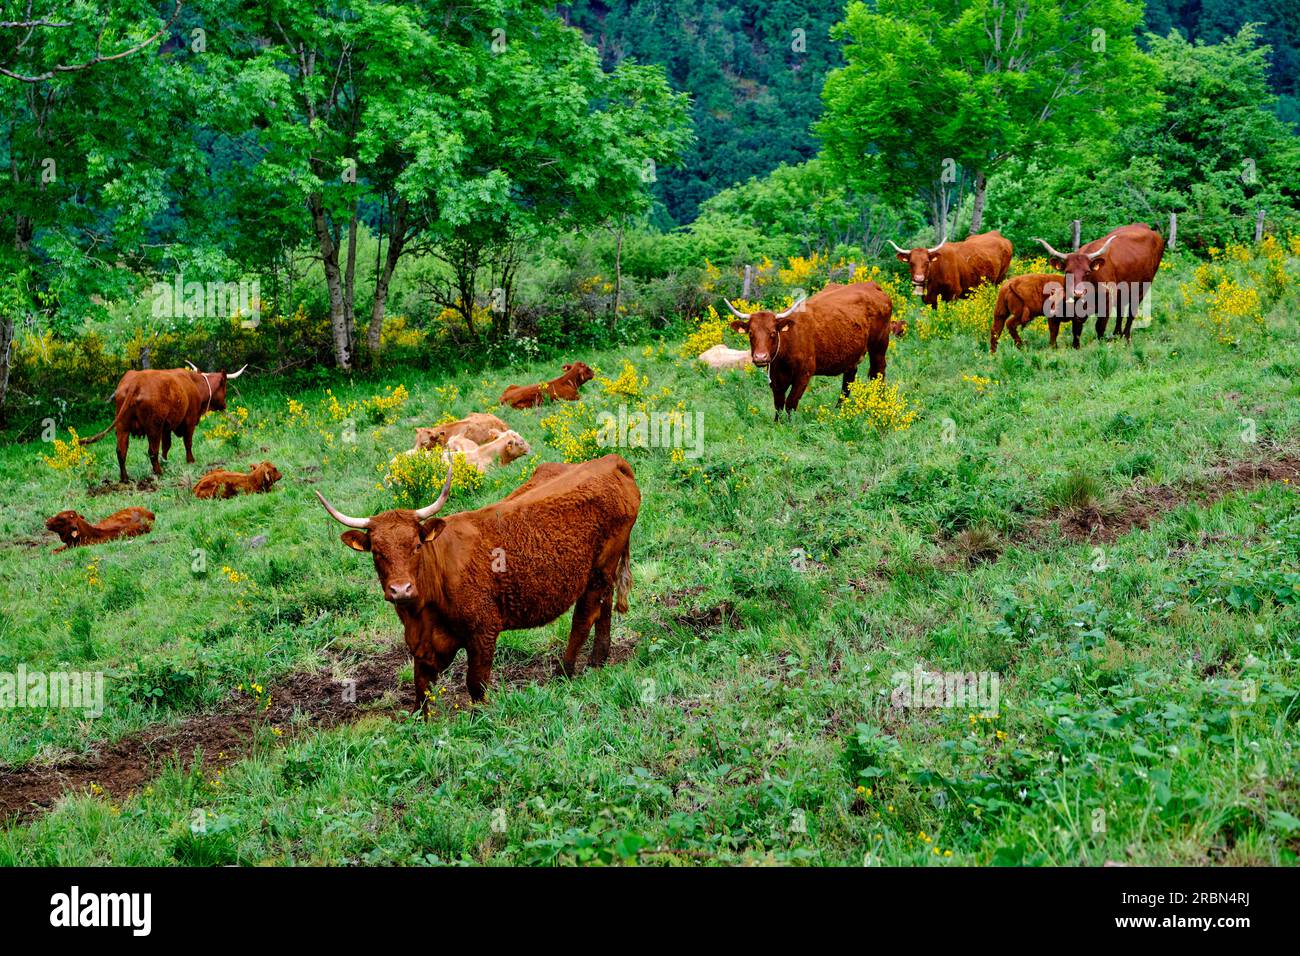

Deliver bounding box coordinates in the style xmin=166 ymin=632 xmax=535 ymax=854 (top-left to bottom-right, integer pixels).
xmin=562 ymin=0 xmax=1299 ymax=222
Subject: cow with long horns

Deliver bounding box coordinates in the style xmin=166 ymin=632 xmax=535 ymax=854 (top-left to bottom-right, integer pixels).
xmin=888 ymin=231 xmax=1013 ymax=307
xmin=725 ymin=281 xmax=892 ymax=421
xmin=317 ymin=454 xmax=641 ymax=708
xmin=79 ymin=363 xmax=247 ymax=482
xmin=1032 ymin=224 xmax=1165 ymax=341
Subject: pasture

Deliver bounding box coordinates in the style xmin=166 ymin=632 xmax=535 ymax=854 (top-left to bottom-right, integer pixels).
xmin=2 ymin=248 xmax=1298 ymax=866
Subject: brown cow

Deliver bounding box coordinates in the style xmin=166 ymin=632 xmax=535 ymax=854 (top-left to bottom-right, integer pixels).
xmin=79 ymin=363 xmax=247 ymax=482
xmin=444 ymin=431 xmax=531 ymax=473
xmin=1033 ymin=224 xmax=1165 ymax=341
xmin=193 ymin=461 xmax=283 ymax=499
xmin=415 ymin=413 xmax=509 ymax=450
xmin=888 ymin=231 xmax=1013 ymax=307
xmin=499 ymin=362 xmax=594 ymax=409
xmin=725 ymin=281 xmax=892 ymax=421
xmin=45 ymin=507 xmax=155 ymax=552
xmin=316 ymin=453 xmax=640 ymax=708
xmin=990 ymin=274 xmax=1082 ymax=352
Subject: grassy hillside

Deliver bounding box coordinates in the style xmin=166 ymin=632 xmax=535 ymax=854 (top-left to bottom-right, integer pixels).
xmin=1 ymin=246 xmax=1298 ymax=865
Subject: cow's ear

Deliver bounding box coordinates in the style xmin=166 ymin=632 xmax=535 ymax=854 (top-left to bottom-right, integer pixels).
xmin=776 ymin=317 xmax=796 ymax=333
xmin=419 ymin=517 xmax=445 ymax=542
xmin=1088 ymin=257 xmax=1105 ymax=271
xmin=895 ymin=252 xmax=909 ymax=263
xmin=729 ymin=319 xmax=749 ymax=333
xmin=562 ymin=363 xmax=572 ymax=371
xmin=340 ymin=530 xmax=371 ymax=552
xmin=1049 ymin=256 xmax=1067 ymax=271
xmin=70 ymin=528 xmax=80 ymax=538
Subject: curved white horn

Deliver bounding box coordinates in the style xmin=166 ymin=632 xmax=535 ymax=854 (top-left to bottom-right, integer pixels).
xmin=886 ymin=240 xmax=910 ymax=255
xmin=1086 ymin=235 xmax=1116 ymax=261
xmin=926 ymin=238 xmax=947 ymax=254
xmin=1032 ymin=237 xmax=1068 ymax=260
xmin=185 ymin=360 xmax=199 ymax=371
xmin=226 ymin=363 xmax=249 ymax=380
xmin=315 ymin=490 xmax=371 ymax=530
xmin=412 ymin=467 xmax=453 ymax=521
xmin=723 ymin=299 xmax=752 ymax=320
xmin=775 ymin=296 xmax=807 ymax=320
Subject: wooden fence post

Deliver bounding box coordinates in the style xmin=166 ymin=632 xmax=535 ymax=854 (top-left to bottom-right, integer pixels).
xmin=742 ymin=264 xmax=753 ymax=299
xmin=1071 ymin=219 xmax=1081 ymax=252
xmin=1255 ymin=209 xmax=1266 ymax=243
xmin=1168 ymin=212 xmax=1177 ymax=251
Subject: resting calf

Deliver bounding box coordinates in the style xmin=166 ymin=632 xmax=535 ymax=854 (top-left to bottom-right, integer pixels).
xmin=444 ymin=430 xmax=532 ymax=473
xmin=45 ymin=507 xmax=155 ymax=552
xmin=193 ymin=461 xmax=283 ymax=498
xmin=500 ymin=362 xmax=594 ymax=409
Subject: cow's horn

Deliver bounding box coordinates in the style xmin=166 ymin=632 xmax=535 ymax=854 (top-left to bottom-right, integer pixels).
xmin=226 ymin=364 xmax=248 ymax=380
xmin=722 ymin=299 xmax=752 ymax=320
xmin=314 ymin=490 xmax=371 ymax=529
xmin=886 ymin=240 xmax=910 ymax=255
xmin=1087 ymin=235 xmax=1116 ymax=261
xmin=412 ymin=467 xmax=453 ymax=521
xmin=185 ymin=360 xmax=199 ymax=371
xmin=775 ymin=296 xmax=806 ymax=320
xmin=927 ymin=238 xmax=947 ymax=254
xmin=1032 ymin=237 xmax=1068 ymax=260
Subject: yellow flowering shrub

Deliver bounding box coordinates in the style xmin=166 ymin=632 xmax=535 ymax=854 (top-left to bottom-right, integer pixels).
xmin=205 ymin=406 xmax=250 ymax=444
xmin=779 ymin=252 xmax=823 ymax=287
xmin=381 ymin=447 xmax=481 ymax=508
xmin=961 ymin=373 xmax=999 ymax=394
xmin=324 ymin=389 xmax=358 ymax=422
xmin=540 ymin=401 xmax=602 ymax=463
xmin=40 ymin=428 xmax=97 ymax=477
xmin=915 ymin=281 xmax=1000 ymax=341
xmin=361 ymin=384 xmax=409 ymax=425
xmin=285 ymin=398 xmax=310 ymax=427
xmin=817 ymin=377 xmax=918 ymax=432
xmin=680 ymin=305 xmax=733 ymax=358
xmin=380 ymin=315 xmax=426 ymax=349
xmin=598 ymin=360 xmax=647 ymax=398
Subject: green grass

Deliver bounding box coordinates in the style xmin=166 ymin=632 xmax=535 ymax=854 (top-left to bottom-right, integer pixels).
xmin=1 ymin=252 xmax=1299 ymax=865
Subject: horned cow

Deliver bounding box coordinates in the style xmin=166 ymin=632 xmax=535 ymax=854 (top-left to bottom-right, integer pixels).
xmin=317 ymin=453 xmax=640 ymax=707
xmin=1033 ymin=224 xmax=1165 ymax=341
xmin=78 ymin=363 xmax=247 ymax=482
xmin=888 ymin=231 xmax=1013 ymax=307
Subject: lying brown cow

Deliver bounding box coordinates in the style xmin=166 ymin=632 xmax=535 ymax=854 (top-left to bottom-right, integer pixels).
xmin=1033 ymin=224 xmax=1165 ymax=341
xmin=726 ymin=281 xmax=892 ymax=421
xmin=990 ymin=274 xmax=1081 ymax=352
xmin=888 ymin=231 xmax=1012 ymax=307
xmin=79 ymin=362 xmax=247 ymax=482
xmin=193 ymin=461 xmax=283 ymax=499
xmin=499 ymin=362 xmax=594 ymax=409
xmin=316 ymin=453 xmax=640 ymax=707
xmin=444 ymin=431 xmax=531 ymax=473
xmin=45 ymin=507 xmax=155 ymax=552
xmin=415 ymin=413 xmax=509 ymax=450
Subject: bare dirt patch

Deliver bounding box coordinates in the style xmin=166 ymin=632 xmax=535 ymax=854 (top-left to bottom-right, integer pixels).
xmin=1037 ymin=453 xmax=1300 ymax=546
xmin=0 ymin=637 xmax=638 ymax=825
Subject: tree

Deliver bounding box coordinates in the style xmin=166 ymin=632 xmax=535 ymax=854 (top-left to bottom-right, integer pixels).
xmin=818 ymin=0 xmax=1154 ymax=241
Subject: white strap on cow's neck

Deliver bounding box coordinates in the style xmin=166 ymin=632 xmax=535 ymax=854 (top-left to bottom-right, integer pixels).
xmin=766 ymin=332 xmax=781 ymax=384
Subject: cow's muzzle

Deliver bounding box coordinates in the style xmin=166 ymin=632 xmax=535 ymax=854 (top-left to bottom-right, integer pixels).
xmin=752 ymin=353 xmax=771 ymax=367
xmin=386 ymin=581 xmax=416 ymax=604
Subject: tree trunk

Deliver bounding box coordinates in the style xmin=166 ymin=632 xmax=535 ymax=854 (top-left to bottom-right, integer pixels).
xmin=968 ymin=170 xmax=987 ymax=236
xmin=0 ymin=312 xmax=14 ymax=422
xmin=308 ymin=194 xmax=351 ymax=369
xmin=343 ymin=199 xmax=359 ymax=347
xmin=611 ymin=218 xmax=624 ymax=329
xmin=366 ymin=198 xmax=409 ymax=354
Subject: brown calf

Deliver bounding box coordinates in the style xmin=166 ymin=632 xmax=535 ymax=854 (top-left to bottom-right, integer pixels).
xmin=45 ymin=507 xmax=155 ymax=552
xmin=415 ymin=413 xmax=509 ymax=450
xmin=193 ymin=461 xmax=283 ymax=499
xmin=500 ymin=362 xmax=594 ymax=409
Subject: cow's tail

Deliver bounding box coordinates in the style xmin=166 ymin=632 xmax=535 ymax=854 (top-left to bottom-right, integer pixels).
xmin=614 ymin=541 xmax=632 ymax=614
xmin=78 ymin=404 xmax=125 ymax=445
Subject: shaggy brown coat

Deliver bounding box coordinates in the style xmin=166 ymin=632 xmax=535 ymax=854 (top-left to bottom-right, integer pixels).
xmin=78 ymin=367 xmax=241 ymax=482
xmin=45 ymin=507 xmax=155 ymax=552
xmin=323 ymin=453 xmax=640 ymax=706
xmin=499 ymin=362 xmax=594 ymax=409
xmin=990 ymin=274 xmax=1080 ymax=352
xmin=415 ymin=413 xmax=509 ymax=450
xmin=896 ymin=231 xmax=1013 ymax=307
xmin=193 ymin=461 xmax=283 ymax=499
xmin=730 ymin=281 xmax=893 ymax=420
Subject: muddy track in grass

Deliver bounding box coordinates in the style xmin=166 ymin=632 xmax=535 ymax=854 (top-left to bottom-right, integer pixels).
xmin=0 ymin=640 xmax=637 ymax=826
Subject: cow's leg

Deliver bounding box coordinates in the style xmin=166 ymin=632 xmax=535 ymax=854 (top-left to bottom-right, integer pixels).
xmin=183 ymin=427 xmax=195 ymax=464
xmin=785 ymin=373 xmax=813 ymax=415
xmin=115 ymin=429 xmax=130 ymax=483
xmin=769 ymin=376 xmax=788 ymax=422
xmin=839 ymin=366 xmax=858 ymax=401
xmin=559 ymin=592 xmax=602 ymax=678
xmin=1071 ymin=317 xmax=1085 ymax=349
xmin=412 ymin=648 xmax=456 ymax=715
xmin=465 ymin=633 xmax=497 ymax=703
xmin=990 ymin=315 xmax=1006 ymax=353
xmin=867 ymin=341 xmax=887 ymax=380
xmin=589 ymin=588 xmax=614 ymax=668
xmin=1048 ymin=318 xmax=1061 ymax=348
xmin=147 ymin=430 xmax=163 ymax=476
xmin=1008 ymin=309 xmax=1027 ymax=349
xmin=161 ymin=431 xmax=172 ymax=463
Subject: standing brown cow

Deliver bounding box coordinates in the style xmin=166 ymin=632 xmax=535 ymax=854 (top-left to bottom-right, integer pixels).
xmin=79 ymin=363 xmax=247 ymax=482
xmin=990 ymin=273 xmax=1081 ymax=352
xmin=317 ymin=453 xmax=640 ymax=708
xmin=725 ymin=281 xmax=892 ymax=421
xmin=1033 ymin=224 xmax=1165 ymax=341
xmin=888 ymin=231 xmax=1013 ymax=307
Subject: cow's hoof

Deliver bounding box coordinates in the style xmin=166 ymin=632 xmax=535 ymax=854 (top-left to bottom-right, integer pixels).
xmin=554 ymin=659 xmax=577 ymax=679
